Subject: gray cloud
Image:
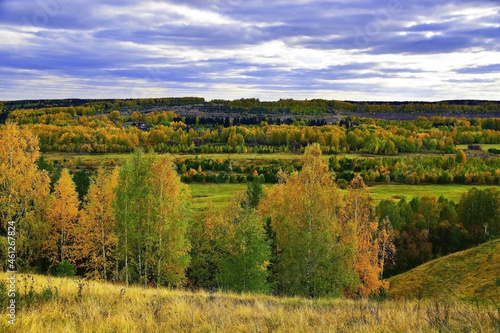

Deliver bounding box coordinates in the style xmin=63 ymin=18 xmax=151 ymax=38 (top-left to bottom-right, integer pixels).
xmin=0 ymin=0 xmax=499 ymax=100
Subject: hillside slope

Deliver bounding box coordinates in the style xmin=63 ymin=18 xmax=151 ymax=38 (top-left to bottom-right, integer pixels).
xmin=387 ymin=239 xmax=500 ymax=301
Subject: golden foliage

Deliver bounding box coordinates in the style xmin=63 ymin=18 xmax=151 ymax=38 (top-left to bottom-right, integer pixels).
xmin=0 ymin=123 xmax=51 ymax=266
xmin=73 ymin=168 xmax=118 ymax=280
xmin=46 ymin=169 xmax=80 ymax=266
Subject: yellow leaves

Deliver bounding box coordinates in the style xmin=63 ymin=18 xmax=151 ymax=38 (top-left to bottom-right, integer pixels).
xmin=0 ymin=123 xmax=50 ymax=225
xmin=75 ymin=167 xmax=118 ymax=279
xmin=46 ymin=168 xmax=80 ymax=265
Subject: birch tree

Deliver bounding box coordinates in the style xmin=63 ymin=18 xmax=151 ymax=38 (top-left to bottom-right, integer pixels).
xmin=260 ymin=144 xmax=358 ymax=297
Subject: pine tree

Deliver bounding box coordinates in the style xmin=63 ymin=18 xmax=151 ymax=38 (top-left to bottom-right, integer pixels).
xmin=217 ymin=193 xmax=271 ymax=293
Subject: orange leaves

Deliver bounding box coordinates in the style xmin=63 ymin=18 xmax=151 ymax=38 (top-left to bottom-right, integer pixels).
xmin=260 ymin=152 xmax=392 ymax=297
xmin=346 ymin=175 xmax=384 ymax=297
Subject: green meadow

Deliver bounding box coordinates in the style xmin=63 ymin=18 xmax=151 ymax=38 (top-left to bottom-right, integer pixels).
xmin=188 ymin=183 xmax=500 ymax=210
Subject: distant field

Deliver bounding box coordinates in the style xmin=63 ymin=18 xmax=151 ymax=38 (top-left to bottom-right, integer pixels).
xmin=42 ymin=152 xmax=500 ymax=209
xmin=188 ymin=183 xmax=500 ymax=210
xmin=188 ymin=183 xmax=250 ymax=210
xmin=456 ymin=143 xmax=500 ymax=151
xmin=369 ymin=184 xmax=500 ymax=204
xmin=42 ymin=152 xmax=361 ymax=166
xmin=43 ymin=149 xmax=493 ymax=170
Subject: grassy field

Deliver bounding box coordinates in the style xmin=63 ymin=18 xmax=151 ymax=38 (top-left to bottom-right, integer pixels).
xmin=369 ymin=183 xmax=500 ymax=204
xmin=189 ymin=183 xmax=500 ymax=210
xmin=1 ymin=272 xmax=498 ymax=332
xmin=189 ymin=183 xmax=251 ymax=210
xmin=42 ymin=152 xmax=360 ymax=168
xmin=43 ymin=151 xmax=500 ymax=210
xmin=388 ymin=239 xmax=500 ymax=301
xmin=456 ymin=143 xmax=500 ymax=151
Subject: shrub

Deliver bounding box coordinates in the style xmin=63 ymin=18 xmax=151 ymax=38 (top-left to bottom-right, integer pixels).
xmin=41 ymin=288 xmax=54 ymax=302
xmin=56 ymin=259 xmax=76 ymax=277
xmin=488 ymin=148 xmax=500 ymax=154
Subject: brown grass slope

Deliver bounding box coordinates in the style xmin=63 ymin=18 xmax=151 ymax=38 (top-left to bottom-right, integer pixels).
xmin=0 ymin=271 xmax=499 ymax=332
xmin=387 ymin=239 xmax=500 ymax=301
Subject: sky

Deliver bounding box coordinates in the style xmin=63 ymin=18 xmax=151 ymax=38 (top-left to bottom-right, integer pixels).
xmin=0 ymin=0 xmax=499 ymax=101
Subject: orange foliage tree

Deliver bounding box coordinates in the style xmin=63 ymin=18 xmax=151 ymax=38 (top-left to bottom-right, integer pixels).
xmin=345 ymin=175 xmax=386 ymax=297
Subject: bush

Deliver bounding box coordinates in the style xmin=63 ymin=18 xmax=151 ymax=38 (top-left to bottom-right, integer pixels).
xmin=41 ymin=288 xmax=54 ymax=302
xmin=488 ymin=148 xmax=500 ymax=154
xmin=216 ymin=171 xmax=229 ymax=183
xmin=369 ymin=286 xmax=388 ymax=301
xmin=468 ymin=144 xmax=482 ymax=150
xmin=56 ymin=259 xmax=75 ymax=277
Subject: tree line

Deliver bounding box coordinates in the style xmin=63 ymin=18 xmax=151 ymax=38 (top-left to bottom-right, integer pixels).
xmin=5 ymin=110 xmax=500 ymax=155
xmin=2 ymin=124 xmax=499 ymax=297
xmin=3 ymin=98 xmax=500 ymax=118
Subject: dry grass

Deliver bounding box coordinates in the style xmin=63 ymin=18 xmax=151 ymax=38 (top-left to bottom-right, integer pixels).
xmin=388 ymin=239 xmax=500 ymax=302
xmin=1 ymin=272 xmax=499 ymax=332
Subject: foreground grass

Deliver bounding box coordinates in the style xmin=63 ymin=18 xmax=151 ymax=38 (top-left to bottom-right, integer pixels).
xmin=1 ymin=273 xmax=499 ymax=332
xmin=388 ymin=239 xmax=500 ymax=302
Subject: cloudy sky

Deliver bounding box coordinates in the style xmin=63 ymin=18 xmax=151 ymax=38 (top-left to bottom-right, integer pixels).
xmin=1 ymin=0 xmax=499 ymax=101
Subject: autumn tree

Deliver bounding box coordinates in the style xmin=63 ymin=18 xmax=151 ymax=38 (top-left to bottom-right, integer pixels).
xmin=73 ymin=168 xmax=118 ymax=280
xmin=345 ymin=175 xmax=386 ymax=297
xmin=455 ymin=149 xmax=467 ymax=164
xmin=377 ymin=216 xmax=396 ymax=279
xmin=147 ymin=154 xmax=191 ymax=287
xmin=131 ymin=111 xmax=142 ymax=122
xmin=114 ymin=149 xmax=191 ymax=287
xmin=259 ymin=143 xmax=358 ymax=297
xmin=0 ymin=123 xmax=50 ymax=269
xmin=113 ymin=149 xmax=152 ymax=285
xmin=46 ymin=169 xmax=80 ymax=267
